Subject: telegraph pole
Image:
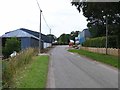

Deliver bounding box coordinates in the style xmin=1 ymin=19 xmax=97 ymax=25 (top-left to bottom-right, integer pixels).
xmin=36 ymin=0 xmax=42 ymax=54
xmin=50 ymin=29 xmax=52 ymax=45
xmin=50 ymin=29 xmax=51 ymax=35
xmin=39 ymin=10 xmax=42 ymax=54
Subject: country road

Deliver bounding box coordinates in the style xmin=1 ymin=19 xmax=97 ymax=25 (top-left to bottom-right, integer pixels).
xmin=47 ymin=45 xmax=118 ymax=88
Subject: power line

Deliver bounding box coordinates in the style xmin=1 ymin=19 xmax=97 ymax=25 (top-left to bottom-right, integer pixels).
xmin=35 ymin=0 xmax=51 ymax=34
xmin=41 ymin=12 xmax=51 ymax=30
xmin=36 ymin=0 xmax=41 ymax=10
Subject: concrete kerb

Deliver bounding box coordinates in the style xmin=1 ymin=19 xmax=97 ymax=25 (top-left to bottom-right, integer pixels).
xmin=38 ymin=53 xmax=50 ymax=56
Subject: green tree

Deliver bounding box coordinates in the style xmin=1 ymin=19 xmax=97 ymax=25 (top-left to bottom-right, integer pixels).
xmin=70 ymin=31 xmax=80 ymax=43
xmin=71 ymin=1 xmax=120 ymax=37
xmin=2 ymin=37 xmax=20 ymax=58
xmin=58 ymin=31 xmax=80 ymax=45
xmin=58 ymin=34 xmax=70 ymax=45
xmin=47 ymin=34 xmax=57 ymax=43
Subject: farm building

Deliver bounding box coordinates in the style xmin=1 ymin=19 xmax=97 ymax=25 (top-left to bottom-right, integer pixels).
xmin=78 ymin=29 xmax=91 ymax=44
xmin=1 ymin=28 xmax=52 ymax=50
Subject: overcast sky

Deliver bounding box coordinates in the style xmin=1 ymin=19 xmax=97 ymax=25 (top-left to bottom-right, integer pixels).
xmin=0 ymin=0 xmax=88 ymax=37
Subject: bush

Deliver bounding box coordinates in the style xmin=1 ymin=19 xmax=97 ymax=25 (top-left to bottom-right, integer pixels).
xmin=2 ymin=48 xmax=37 ymax=88
xmin=82 ymin=36 xmax=118 ymax=48
xmin=2 ymin=37 xmax=20 ymax=58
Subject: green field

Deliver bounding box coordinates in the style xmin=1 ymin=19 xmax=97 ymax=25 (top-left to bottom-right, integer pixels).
xmin=13 ymin=55 xmax=49 ymax=88
xmin=68 ymin=49 xmax=118 ymax=68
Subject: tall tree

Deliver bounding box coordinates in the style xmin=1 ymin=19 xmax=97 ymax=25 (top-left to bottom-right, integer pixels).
xmin=71 ymin=1 xmax=120 ymax=37
xmin=70 ymin=31 xmax=80 ymax=43
xmin=58 ymin=34 xmax=70 ymax=45
xmin=47 ymin=34 xmax=57 ymax=43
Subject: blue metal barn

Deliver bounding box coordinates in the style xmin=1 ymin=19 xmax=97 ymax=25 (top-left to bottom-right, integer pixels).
xmin=1 ymin=28 xmax=52 ymax=50
xmin=78 ymin=29 xmax=91 ymax=44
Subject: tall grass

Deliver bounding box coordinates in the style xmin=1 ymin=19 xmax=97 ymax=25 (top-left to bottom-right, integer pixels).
xmin=2 ymin=48 xmax=37 ymax=88
xmin=14 ymin=56 xmax=49 ymax=88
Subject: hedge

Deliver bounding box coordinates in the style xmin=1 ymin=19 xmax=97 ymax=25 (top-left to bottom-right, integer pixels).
xmin=82 ymin=36 xmax=118 ymax=48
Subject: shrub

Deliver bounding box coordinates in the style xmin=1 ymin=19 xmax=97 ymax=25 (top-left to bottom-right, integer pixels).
xmin=83 ymin=36 xmax=118 ymax=48
xmin=2 ymin=37 xmax=20 ymax=58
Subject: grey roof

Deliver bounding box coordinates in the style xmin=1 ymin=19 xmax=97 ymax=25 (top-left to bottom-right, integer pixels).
xmin=20 ymin=28 xmax=51 ymax=43
xmin=1 ymin=28 xmax=51 ymax=43
xmin=1 ymin=29 xmax=39 ymax=40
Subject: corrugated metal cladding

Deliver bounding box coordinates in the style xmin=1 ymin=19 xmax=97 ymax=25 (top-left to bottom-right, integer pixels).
xmin=78 ymin=29 xmax=91 ymax=44
xmin=31 ymin=37 xmax=43 ymax=49
xmin=1 ymin=28 xmax=51 ymax=50
xmin=21 ymin=37 xmax=31 ymax=50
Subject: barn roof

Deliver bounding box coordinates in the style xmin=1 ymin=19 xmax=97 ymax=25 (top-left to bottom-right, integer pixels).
xmin=20 ymin=28 xmax=51 ymax=43
xmin=1 ymin=28 xmax=51 ymax=43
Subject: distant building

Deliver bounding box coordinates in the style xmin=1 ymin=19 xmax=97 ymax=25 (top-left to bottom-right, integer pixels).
xmin=75 ymin=37 xmax=79 ymax=44
xmin=1 ymin=28 xmax=52 ymax=50
xmin=78 ymin=29 xmax=91 ymax=44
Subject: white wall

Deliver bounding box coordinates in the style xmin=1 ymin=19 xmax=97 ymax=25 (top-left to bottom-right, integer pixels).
xmin=43 ymin=43 xmax=52 ymax=48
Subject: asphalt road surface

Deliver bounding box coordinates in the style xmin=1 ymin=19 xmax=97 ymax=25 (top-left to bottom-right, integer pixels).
xmin=47 ymin=45 xmax=118 ymax=88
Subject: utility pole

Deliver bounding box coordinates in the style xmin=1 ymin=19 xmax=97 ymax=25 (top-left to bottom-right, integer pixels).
xmin=36 ymin=0 xmax=42 ymax=54
xmin=106 ymin=16 xmax=108 ymax=55
xmin=39 ymin=10 xmax=42 ymax=54
xmin=50 ymin=29 xmax=52 ymax=45
xmin=50 ymin=29 xmax=51 ymax=35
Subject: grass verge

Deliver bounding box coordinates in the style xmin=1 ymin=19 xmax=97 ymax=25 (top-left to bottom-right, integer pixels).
xmin=2 ymin=48 xmax=36 ymax=88
xmin=13 ymin=55 xmax=49 ymax=88
xmin=68 ymin=49 xmax=118 ymax=68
